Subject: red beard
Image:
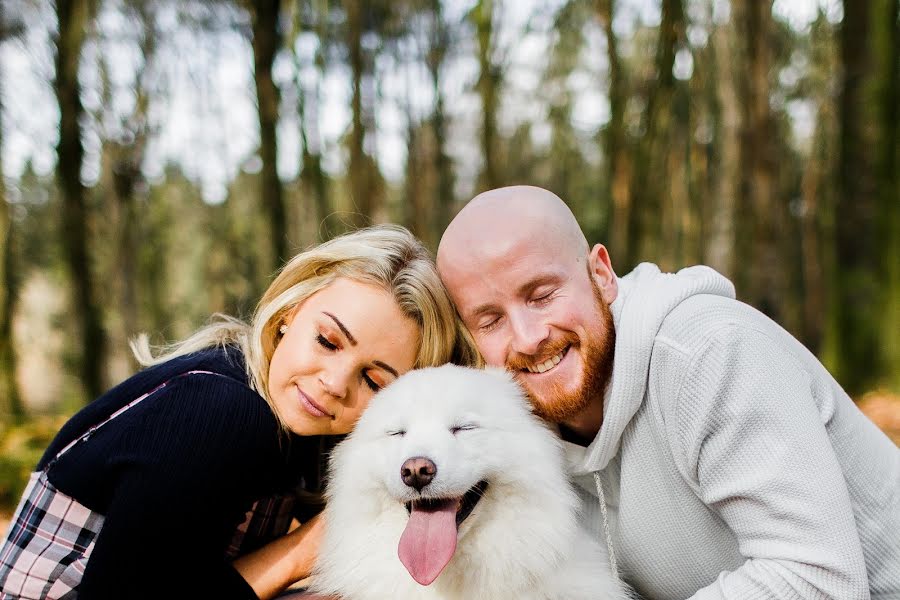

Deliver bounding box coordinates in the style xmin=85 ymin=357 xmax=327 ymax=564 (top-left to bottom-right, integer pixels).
xmin=507 ymin=280 xmax=615 ymax=425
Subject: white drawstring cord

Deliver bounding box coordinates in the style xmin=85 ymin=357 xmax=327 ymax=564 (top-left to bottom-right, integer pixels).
xmin=593 ymin=471 xmax=618 ymax=577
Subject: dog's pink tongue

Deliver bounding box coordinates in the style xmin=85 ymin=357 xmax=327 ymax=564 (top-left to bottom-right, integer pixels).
xmin=398 ymin=501 xmax=458 ymax=586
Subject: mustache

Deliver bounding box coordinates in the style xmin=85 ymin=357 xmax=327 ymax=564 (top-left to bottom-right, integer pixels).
xmin=505 ymin=336 xmax=575 ymax=372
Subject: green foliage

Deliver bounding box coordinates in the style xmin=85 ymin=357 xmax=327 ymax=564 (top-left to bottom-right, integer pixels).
xmin=0 ymin=417 xmax=67 ymax=515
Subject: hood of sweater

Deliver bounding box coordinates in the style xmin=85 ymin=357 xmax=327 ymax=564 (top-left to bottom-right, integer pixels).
xmin=565 ymin=262 xmax=735 ymax=477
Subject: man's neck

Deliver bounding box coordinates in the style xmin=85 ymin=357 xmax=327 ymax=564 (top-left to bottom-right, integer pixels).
xmin=559 ymin=397 xmax=603 ymax=447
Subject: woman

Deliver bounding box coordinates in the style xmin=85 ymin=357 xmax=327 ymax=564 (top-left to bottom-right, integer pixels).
xmin=0 ymin=224 xmax=477 ymax=599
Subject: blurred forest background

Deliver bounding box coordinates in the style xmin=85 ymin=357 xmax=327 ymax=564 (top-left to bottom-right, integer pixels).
xmin=0 ymin=0 xmax=898 ymax=516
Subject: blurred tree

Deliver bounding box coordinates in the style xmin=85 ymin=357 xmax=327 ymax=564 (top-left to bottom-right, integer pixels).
xmin=398 ymin=0 xmax=461 ymax=248
xmin=734 ymin=0 xmax=787 ymax=324
xmin=138 ymin=165 xmax=221 ymax=337
xmin=827 ymin=0 xmax=880 ymax=394
xmin=0 ymin=84 xmax=23 ymax=425
xmin=797 ymin=9 xmax=839 ymax=356
xmin=343 ymin=0 xmax=388 ymax=227
xmin=94 ymin=0 xmax=157 ymax=379
xmin=246 ymin=0 xmax=287 ymax=269
xmin=596 ymin=0 xmax=632 ymax=266
xmin=0 ymin=5 xmax=24 ymax=423
xmin=630 ymin=0 xmax=686 ymax=267
xmin=471 ymin=0 xmax=503 ymax=191
xmin=402 ymin=102 xmax=432 ymax=245
xmin=705 ymin=1 xmax=739 ymax=279
xmin=541 ymin=0 xmax=605 ymax=239
xmin=289 ymin=0 xmax=331 ymax=240
xmin=54 ymin=0 xmax=106 ymax=403
xmin=425 ymin=0 xmax=456 ymax=245
xmin=873 ymin=0 xmax=899 ymax=390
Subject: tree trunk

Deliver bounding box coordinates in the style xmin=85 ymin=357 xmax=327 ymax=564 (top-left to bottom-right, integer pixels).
xmin=473 ymin=0 xmax=501 ymax=190
xmin=740 ymin=0 xmax=785 ymax=322
xmin=55 ymin=0 xmax=106 ymax=402
xmin=290 ymin=1 xmax=330 ymax=240
xmin=344 ymin=0 xmax=378 ymax=226
xmin=299 ymin=89 xmax=329 ymax=239
xmin=632 ymin=0 xmax=684 ymax=265
xmin=829 ymin=0 xmax=879 ymax=393
xmin=0 ymin=90 xmax=23 ymax=422
xmin=799 ymin=105 xmax=832 ymax=356
xmin=707 ymin=14 xmax=739 ymax=278
xmin=596 ymin=0 xmax=632 ymax=268
xmin=428 ymin=0 xmax=454 ymax=246
xmin=250 ymin=0 xmax=286 ymax=268
xmin=874 ymin=0 xmax=899 ymax=390
xmin=103 ymin=1 xmax=154 ymax=377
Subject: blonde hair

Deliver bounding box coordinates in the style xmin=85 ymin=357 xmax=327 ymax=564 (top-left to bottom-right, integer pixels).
xmin=132 ymin=224 xmax=479 ymax=430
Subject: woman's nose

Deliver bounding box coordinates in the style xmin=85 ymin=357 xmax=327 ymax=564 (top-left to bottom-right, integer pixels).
xmin=320 ymin=364 xmax=352 ymax=400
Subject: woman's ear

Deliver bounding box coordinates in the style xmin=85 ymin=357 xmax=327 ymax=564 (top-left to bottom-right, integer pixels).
xmin=588 ymin=244 xmax=618 ymax=304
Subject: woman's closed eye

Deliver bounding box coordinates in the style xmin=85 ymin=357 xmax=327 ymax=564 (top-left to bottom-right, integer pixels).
xmin=317 ymin=334 xmax=338 ymax=351
xmin=362 ymin=370 xmax=382 ymax=392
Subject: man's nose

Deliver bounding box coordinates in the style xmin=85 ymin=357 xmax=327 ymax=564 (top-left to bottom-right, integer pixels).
xmin=509 ymin=312 xmax=549 ymax=357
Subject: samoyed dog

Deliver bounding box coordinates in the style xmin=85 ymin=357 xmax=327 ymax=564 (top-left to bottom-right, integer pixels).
xmin=310 ymin=364 xmax=630 ymax=600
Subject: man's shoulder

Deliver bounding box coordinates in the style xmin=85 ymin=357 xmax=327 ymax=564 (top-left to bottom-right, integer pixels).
xmin=646 ymin=295 xmax=770 ymax=395
xmin=652 ymin=293 xmax=749 ymax=351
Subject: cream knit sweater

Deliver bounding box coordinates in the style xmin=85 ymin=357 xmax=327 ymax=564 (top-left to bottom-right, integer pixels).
xmin=564 ymin=263 xmax=900 ymax=600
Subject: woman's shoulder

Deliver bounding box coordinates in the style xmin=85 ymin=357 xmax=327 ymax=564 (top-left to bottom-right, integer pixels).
xmin=140 ymin=358 xmax=275 ymax=443
xmin=147 ymin=344 xmax=249 ymax=382
xmin=39 ymin=346 xmax=265 ymax=468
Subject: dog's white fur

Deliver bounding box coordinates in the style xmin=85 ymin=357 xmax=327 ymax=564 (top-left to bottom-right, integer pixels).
xmin=311 ymin=364 xmax=630 ymax=599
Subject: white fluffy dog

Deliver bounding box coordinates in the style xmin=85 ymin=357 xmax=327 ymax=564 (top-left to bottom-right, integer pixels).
xmin=310 ymin=364 xmax=630 ymax=600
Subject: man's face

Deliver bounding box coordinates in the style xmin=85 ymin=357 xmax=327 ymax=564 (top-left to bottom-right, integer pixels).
xmin=441 ymin=233 xmax=615 ymax=426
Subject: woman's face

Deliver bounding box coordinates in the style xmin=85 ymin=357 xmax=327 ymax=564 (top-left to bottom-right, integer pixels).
xmin=268 ymin=277 xmax=420 ymax=436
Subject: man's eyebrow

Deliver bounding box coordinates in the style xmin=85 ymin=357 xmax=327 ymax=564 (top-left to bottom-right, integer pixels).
xmin=323 ymin=312 xmax=357 ymax=345
xmin=373 ymin=360 xmax=399 ymax=378
xmin=465 ymin=275 xmax=563 ymax=321
xmin=464 ymin=301 xmax=500 ymax=323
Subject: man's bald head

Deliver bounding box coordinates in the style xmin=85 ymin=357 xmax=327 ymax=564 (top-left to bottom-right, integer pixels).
xmin=437 ymin=185 xmax=589 ymax=277
xmin=435 ymin=186 xmax=618 ymax=439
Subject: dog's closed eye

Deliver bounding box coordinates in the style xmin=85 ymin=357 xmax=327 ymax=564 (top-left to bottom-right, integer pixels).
xmin=450 ymin=423 xmax=478 ymax=435
xmin=386 ymin=429 xmax=406 ymax=437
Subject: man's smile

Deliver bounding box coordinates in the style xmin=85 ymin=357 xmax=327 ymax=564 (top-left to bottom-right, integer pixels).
xmin=524 ymin=346 xmax=570 ymax=374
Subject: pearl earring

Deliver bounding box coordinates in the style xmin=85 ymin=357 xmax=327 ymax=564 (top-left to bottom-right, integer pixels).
xmin=279 ymin=324 xmax=288 ymax=335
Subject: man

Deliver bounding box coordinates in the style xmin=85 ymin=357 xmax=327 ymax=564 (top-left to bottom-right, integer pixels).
xmin=436 ymin=185 xmax=900 ymax=599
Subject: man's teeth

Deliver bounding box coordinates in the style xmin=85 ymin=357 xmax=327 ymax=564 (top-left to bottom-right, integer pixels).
xmin=527 ymin=350 xmax=564 ymax=374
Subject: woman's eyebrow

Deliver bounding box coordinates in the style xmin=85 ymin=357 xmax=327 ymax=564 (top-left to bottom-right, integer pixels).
xmin=373 ymin=360 xmax=399 ymax=378
xmin=323 ymin=311 xmax=356 ymax=345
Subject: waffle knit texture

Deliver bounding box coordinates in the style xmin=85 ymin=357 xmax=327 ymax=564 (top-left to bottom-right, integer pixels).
xmin=564 ymin=263 xmax=900 ymax=600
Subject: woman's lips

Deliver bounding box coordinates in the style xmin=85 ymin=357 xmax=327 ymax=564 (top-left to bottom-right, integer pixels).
xmin=296 ymin=385 xmax=333 ymax=418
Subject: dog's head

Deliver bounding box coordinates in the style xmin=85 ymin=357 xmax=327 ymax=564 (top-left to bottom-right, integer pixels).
xmin=326 ymin=364 xmax=566 ymax=586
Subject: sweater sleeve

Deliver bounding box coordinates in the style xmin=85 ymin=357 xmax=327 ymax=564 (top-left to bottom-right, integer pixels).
xmin=672 ymin=324 xmax=869 ymax=600
xmin=74 ymin=375 xmax=281 ymax=599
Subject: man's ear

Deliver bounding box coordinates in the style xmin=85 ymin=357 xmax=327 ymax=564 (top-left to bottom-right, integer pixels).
xmin=588 ymin=244 xmax=618 ymax=304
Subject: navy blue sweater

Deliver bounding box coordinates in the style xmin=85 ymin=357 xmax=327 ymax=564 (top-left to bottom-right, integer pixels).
xmin=39 ymin=347 xmax=319 ymax=599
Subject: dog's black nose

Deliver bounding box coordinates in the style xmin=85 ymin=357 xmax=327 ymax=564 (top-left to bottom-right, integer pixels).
xmin=400 ymin=457 xmax=436 ymax=491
